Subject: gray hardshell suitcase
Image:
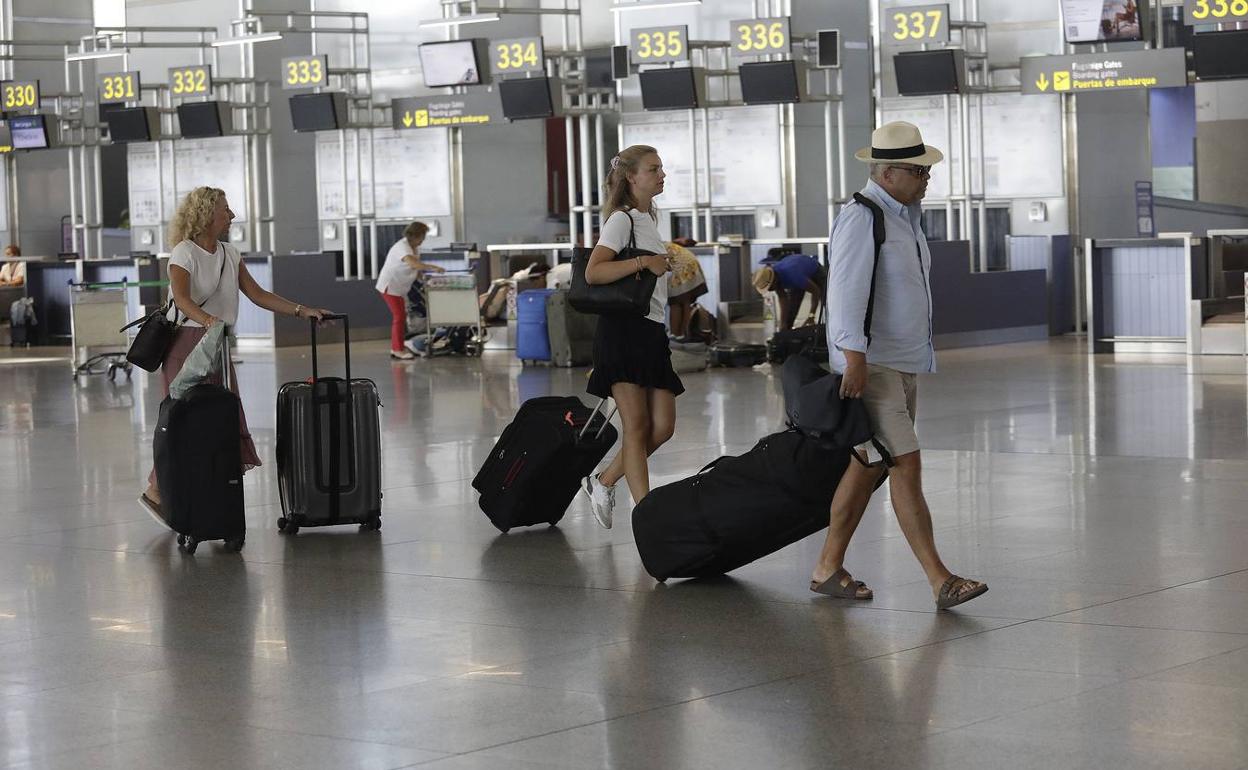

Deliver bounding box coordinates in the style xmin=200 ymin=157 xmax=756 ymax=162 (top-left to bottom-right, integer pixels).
xmin=546 ymin=290 xmax=597 ymax=368
xmin=276 ymin=314 xmax=383 ymax=535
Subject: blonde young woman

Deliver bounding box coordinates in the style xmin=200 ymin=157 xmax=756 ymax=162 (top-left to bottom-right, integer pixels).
xmin=139 ymin=187 xmax=331 ymax=528
xmin=580 ymin=145 xmax=682 ymax=529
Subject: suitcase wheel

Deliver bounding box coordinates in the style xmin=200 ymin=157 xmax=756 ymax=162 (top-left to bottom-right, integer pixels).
xmin=358 ymin=515 xmax=382 ymax=532
xmin=223 ymin=536 xmax=245 ymax=552
xmin=178 ymin=535 xmax=199 ymax=554
xmin=277 ymin=516 xmax=299 ymax=535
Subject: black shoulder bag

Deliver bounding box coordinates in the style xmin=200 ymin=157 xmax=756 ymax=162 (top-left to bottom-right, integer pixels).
xmin=780 ymin=192 xmax=892 ymax=466
xmin=121 ymin=250 xmax=227 ymax=372
xmin=568 ymin=214 xmax=660 ymax=317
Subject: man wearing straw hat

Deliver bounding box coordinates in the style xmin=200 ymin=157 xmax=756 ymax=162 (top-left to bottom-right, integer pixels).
xmin=808 ymin=121 xmax=988 ymax=610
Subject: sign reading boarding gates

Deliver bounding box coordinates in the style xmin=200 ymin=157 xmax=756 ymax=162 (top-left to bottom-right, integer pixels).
xmin=1022 ymin=49 xmax=1187 ymax=95
xmin=392 ymin=94 xmax=502 ymax=130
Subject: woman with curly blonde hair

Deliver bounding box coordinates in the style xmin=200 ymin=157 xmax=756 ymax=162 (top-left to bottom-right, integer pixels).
xmin=140 ymin=187 xmax=331 ymax=529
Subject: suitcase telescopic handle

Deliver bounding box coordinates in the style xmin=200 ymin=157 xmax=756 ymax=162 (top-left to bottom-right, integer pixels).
xmin=309 ymin=313 xmax=350 ymax=383
xmin=219 ymin=323 xmax=232 ymax=392
xmin=578 ymin=398 xmax=617 ymax=440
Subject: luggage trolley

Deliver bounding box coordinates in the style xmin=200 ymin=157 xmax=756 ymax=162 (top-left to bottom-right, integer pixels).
xmin=68 ymin=278 xmax=135 ymax=381
xmin=419 ymin=271 xmax=485 ymax=357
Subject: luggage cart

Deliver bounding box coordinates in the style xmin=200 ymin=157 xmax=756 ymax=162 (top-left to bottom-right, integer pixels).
xmin=419 ymin=271 xmax=486 ymax=357
xmin=68 ymin=278 xmax=135 ymax=381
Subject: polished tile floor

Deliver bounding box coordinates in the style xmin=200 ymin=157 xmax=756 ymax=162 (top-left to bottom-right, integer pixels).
xmin=1 ymin=338 xmax=1247 ymax=769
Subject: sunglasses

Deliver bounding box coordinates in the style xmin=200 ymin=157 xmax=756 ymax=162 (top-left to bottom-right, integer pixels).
xmin=890 ymin=164 xmax=931 ymax=178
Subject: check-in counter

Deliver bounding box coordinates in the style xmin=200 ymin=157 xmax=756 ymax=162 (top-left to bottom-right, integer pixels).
xmin=929 ymin=241 xmax=1049 ymax=349
xmin=1005 ymin=235 xmax=1076 ymax=336
xmin=1085 ymin=234 xmax=1207 ymax=355
xmin=23 ymin=257 xmax=150 ymax=343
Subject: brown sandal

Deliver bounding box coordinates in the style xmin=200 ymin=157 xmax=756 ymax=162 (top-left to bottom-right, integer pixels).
xmin=936 ymin=575 xmax=988 ymax=610
xmin=811 ymin=568 xmax=873 ymax=600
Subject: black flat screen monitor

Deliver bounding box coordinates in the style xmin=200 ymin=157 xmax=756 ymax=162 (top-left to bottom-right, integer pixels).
xmin=1059 ymin=0 xmax=1144 ymax=43
xmin=289 ymin=92 xmax=345 ymax=132
xmin=105 ymin=107 xmax=155 ymax=142
xmin=178 ymin=101 xmax=226 ymax=138
xmin=894 ymin=50 xmax=965 ymax=96
xmin=1193 ymin=30 xmax=1248 ymax=81
xmin=10 ymin=114 xmax=50 ymax=149
xmin=499 ymin=77 xmax=555 ymax=120
xmin=420 ymin=40 xmax=485 ymax=88
xmin=739 ymin=61 xmax=801 ymax=105
xmin=640 ymin=68 xmax=699 ymax=111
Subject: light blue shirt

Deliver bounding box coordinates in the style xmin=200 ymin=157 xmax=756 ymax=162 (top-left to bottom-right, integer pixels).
xmin=825 ymin=179 xmax=935 ymax=374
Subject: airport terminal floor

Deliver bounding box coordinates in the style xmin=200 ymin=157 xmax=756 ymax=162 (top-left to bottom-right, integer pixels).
xmin=1 ymin=338 xmax=1246 ymax=769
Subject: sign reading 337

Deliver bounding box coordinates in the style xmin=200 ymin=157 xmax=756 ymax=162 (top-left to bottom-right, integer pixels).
xmin=884 ymin=4 xmax=950 ymax=46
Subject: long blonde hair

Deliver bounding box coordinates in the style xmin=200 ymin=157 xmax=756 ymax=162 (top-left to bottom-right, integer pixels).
xmin=169 ymin=186 xmax=226 ymax=246
xmin=602 ymin=144 xmax=658 ymax=223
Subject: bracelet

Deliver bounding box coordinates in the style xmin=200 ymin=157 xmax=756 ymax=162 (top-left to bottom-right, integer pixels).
xmin=635 ymin=256 xmax=643 ymax=273
xmin=293 ymin=303 xmax=303 ymax=318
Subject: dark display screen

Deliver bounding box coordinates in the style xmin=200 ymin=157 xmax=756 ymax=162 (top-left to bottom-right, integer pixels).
xmin=177 ymin=101 xmax=225 ymax=138
xmin=739 ymin=61 xmax=801 ymax=105
xmin=9 ymin=115 xmax=48 ymax=149
xmin=640 ymin=68 xmax=698 ymax=111
xmin=894 ymin=50 xmax=964 ymax=96
xmin=1193 ymin=30 xmax=1248 ymax=81
xmin=289 ymin=92 xmax=342 ymax=132
xmin=105 ymin=107 xmax=153 ymax=142
xmin=499 ymin=77 xmax=555 ymax=120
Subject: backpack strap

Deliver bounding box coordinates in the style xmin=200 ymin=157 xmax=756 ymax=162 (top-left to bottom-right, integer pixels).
xmin=851 ymin=192 xmax=886 ymax=346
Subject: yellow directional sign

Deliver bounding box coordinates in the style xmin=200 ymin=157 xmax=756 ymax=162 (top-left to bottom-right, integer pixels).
xmin=1034 ymin=72 xmax=1049 ymax=92
xmin=392 ymin=96 xmax=499 ymax=130
xmin=1054 ymin=71 xmax=1071 ymax=91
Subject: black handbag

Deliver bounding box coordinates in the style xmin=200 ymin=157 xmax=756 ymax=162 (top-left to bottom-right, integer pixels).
xmin=568 ymin=215 xmax=659 ymax=316
xmin=120 ymin=251 xmax=227 ymax=372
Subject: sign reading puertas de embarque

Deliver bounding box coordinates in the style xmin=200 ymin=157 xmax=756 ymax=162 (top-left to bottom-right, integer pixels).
xmin=1021 ymin=49 xmax=1187 ymax=95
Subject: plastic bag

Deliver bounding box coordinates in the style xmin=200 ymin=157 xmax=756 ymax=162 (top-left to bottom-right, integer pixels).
xmin=169 ymin=323 xmax=226 ymax=400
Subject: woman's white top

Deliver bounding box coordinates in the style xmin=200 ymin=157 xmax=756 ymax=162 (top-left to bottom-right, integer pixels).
xmin=596 ymin=208 xmax=668 ymax=324
xmin=375 ymin=239 xmax=421 ymax=296
xmin=168 ymin=239 xmax=242 ymax=327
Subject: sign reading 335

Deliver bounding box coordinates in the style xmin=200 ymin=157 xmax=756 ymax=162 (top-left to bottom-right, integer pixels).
xmin=630 ymin=25 xmax=689 ymax=64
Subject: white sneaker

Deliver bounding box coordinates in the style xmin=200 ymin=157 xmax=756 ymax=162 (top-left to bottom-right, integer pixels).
xmin=390 ymin=348 xmax=417 ymax=360
xmin=582 ymin=474 xmax=615 ymax=530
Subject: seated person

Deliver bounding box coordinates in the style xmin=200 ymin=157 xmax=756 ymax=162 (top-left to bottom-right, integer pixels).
xmin=751 ymin=253 xmax=826 ymax=332
xmin=0 ymin=244 xmax=24 ymax=287
xmin=666 ymin=241 xmax=707 ymax=340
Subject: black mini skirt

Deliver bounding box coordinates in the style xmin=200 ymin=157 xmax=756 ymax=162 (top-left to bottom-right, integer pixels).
xmin=587 ymin=314 xmax=685 ymax=399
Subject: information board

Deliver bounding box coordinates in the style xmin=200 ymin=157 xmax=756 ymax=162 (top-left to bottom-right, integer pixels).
xmin=882 ymin=4 xmax=950 ymax=47
xmin=1185 ymin=0 xmax=1248 ymax=24
xmin=630 ymin=25 xmax=689 ymax=64
xmin=316 ymin=128 xmax=452 ymax=220
xmin=281 ymin=55 xmax=328 ymax=90
xmin=98 ymin=71 xmax=140 ymax=104
xmin=168 ymin=65 xmax=212 ymax=98
xmin=127 ymin=137 xmax=249 ymax=228
xmin=620 ymin=106 xmax=782 ymax=208
xmin=1021 ymin=49 xmax=1188 ymax=95
xmin=1 ymin=81 xmax=39 ymax=111
xmin=490 ymin=37 xmax=544 ymax=75
xmin=729 ymin=17 xmax=792 ymax=57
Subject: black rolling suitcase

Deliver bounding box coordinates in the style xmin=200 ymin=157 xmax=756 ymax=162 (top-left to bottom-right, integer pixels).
xmin=472 ymin=396 xmax=617 ymax=532
xmin=152 ymin=330 xmax=246 ymax=554
xmin=632 ymin=430 xmax=876 ymax=581
xmin=276 ymin=314 xmax=383 ymax=535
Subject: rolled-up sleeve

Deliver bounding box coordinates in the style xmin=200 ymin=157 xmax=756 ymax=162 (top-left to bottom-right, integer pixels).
xmin=826 ymin=204 xmax=875 ymax=355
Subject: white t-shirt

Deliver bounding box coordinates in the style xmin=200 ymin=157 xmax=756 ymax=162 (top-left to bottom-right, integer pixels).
xmin=167 ymin=240 xmax=242 ymax=327
xmin=596 ymin=209 xmax=668 ymax=324
xmin=375 ymin=239 xmax=420 ymax=296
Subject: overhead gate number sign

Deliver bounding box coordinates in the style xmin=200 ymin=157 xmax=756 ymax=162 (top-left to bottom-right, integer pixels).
xmin=729 ymin=17 xmax=792 ymax=57
xmin=1185 ymin=0 xmax=1248 ymax=24
xmin=884 ymin=4 xmax=950 ymax=46
xmin=630 ymin=26 xmax=689 ymax=64
xmin=1021 ymin=49 xmax=1188 ymax=95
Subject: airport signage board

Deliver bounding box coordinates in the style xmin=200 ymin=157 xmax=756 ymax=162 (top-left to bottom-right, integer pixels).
xmin=1 ymin=80 xmax=39 ymax=110
xmin=169 ymin=65 xmax=212 ymax=97
xmin=882 ymin=4 xmax=950 ymax=47
xmin=630 ymin=25 xmax=689 ymax=64
xmin=490 ymin=37 xmax=545 ymax=75
xmin=282 ymin=55 xmax=328 ymax=90
xmin=98 ymin=71 xmax=140 ymax=103
xmin=1021 ymin=49 xmax=1187 ymax=94
xmin=392 ymin=93 xmax=502 ymax=130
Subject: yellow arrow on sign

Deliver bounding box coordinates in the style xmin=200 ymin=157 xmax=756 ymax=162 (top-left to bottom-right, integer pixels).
xmin=402 ymin=111 xmax=413 ymax=128
xmin=1035 ymin=72 xmax=1049 ymax=92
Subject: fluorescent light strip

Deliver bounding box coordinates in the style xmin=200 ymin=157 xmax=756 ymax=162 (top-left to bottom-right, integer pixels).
xmin=211 ymin=32 xmax=284 ymax=47
xmin=610 ymin=0 xmax=703 ymax=11
xmin=418 ymin=13 xmax=501 ymax=29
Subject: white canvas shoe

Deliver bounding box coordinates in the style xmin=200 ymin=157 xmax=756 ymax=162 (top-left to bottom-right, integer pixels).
xmin=582 ymin=474 xmax=616 ymax=530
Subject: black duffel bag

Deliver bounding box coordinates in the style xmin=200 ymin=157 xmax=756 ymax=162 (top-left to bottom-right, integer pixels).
xmin=780 ymin=354 xmax=892 ymax=465
xmin=767 ymin=323 xmax=828 ymax=365
xmin=568 ymin=216 xmax=658 ymax=316
xmin=633 ymin=430 xmax=873 ymax=581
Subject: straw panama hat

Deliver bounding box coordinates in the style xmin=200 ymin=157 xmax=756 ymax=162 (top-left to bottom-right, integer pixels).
xmin=854 ymin=121 xmax=944 ymax=166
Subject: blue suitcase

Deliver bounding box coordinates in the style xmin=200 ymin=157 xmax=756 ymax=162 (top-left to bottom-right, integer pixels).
xmin=516 ymin=288 xmax=555 ymax=364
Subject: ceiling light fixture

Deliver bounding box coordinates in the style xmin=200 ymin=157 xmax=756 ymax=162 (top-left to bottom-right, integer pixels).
xmin=211 ymin=32 xmax=284 ymax=47
xmin=418 ymin=13 xmax=502 ymax=29
xmin=609 ymin=0 xmax=703 ymax=12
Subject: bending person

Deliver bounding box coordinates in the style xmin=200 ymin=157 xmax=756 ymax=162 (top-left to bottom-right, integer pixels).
xmin=376 ymin=221 xmax=445 ymax=361
xmin=140 ymin=186 xmax=331 ymax=527
xmin=752 ymin=253 xmax=825 ymax=332
xmin=580 ymin=145 xmax=681 ymax=529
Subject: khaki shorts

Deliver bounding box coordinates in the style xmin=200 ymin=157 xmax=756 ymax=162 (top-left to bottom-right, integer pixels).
xmin=858 ymin=364 xmax=920 ymax=460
